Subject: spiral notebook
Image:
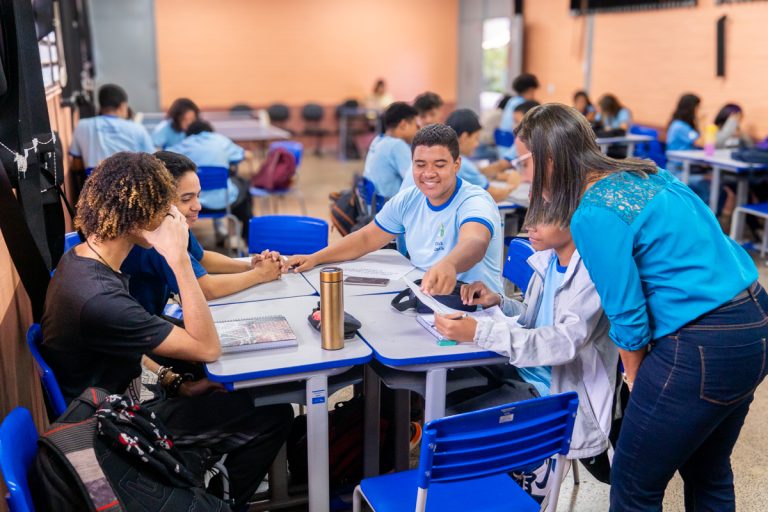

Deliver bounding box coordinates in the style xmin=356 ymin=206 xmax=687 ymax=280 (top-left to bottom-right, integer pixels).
xmin=215 ymin=315 xmax=298 ymax=353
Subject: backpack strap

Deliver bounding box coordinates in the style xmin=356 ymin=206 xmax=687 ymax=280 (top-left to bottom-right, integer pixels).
xmin=390 ymin=288 xmax=417 ymax=312
xmin=41 ymin=388 xmax=123 ymax=512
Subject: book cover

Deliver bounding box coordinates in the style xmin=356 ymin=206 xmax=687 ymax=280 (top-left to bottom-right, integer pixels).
xmin=216 ymin=315 xmax=298 ymax=353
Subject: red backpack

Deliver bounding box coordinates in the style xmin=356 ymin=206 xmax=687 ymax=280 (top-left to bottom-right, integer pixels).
xmin=251 ymin=147 xmax=297 ymax=191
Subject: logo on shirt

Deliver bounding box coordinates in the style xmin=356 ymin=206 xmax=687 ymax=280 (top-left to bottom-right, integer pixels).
xmin=434 ymin=222 xmax=446 ymax=252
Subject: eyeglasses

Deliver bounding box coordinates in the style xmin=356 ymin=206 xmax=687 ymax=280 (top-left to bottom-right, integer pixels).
xmin=510 ymin=152 xmax=532 ymax=169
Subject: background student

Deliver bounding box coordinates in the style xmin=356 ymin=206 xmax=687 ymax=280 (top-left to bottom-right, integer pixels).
xmin=517 ymin=103 xmax=766 ymax=511
xmin=573 ymin=90 xmax=596 ymax=122
xmin=167 ymin=119 xmax=253 ymax=238
xmin=497 ymin=73 xmax=540 ymax=150
xmin=714 ymin=103 xmax=753 ymax=149
xmin=595 ymin=93 xmax=632 ymax=131
xmin=413 ymin=91 xmax=444 ymax=127
xmin=122 ymin=151 xmax=283 ymax=315
xmin=362 ymin=102 xmax=419 ymax=198
xmin=289 ymin=124 xmax=503 ymax=295
xmin=365 ymin=78 xmax=394 ymax=110
xmin=152 ymin=97 xmax=200 ymax=149
xmin=666 ymin=93 xmax=702 ymax=151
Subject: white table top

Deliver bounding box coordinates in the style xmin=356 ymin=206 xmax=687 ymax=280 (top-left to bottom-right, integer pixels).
xmin=346 ymin=294 xmax=505 ymax=367
xmin=595 ymin=134 xmax=655 ymax=145
xmin=210 ymin=119 xmax=291 ymax=142
xmin=302 ymin=249 xmax=424 ymax=296
xmin=666 ymin=149 xmax=768 ymax=171
xmin=205 ymin=295 xmax=372 ymax=384
xmin=494 ymin=182 xmax=530 ymax=210
xmin=207 ymin=271 xmax=317 ymax=306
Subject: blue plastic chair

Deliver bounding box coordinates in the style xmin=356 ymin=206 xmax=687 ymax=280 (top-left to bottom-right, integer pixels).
xmin=630 ymin=125 xmax=666 ymax=168
xmin=248 ymin=215 xmax=328 ymax=255
xmin=27 ymin=324 xmax=67 ymax=418
xmin=494 ymin=128 xmax=514 ymax=149
xmin=356 ymin=176 xmax=386 ymax=216
xmin=197 ymin=166 xmax=243 ymax=256
xmin=352 ymin=392 xmax=579 ymax=512
xmin=63 ymin=231 xmax=81 ymax=252
xmin=0 ymin=407 xmax=38 ymax=512
xmin=269 ymin=140 xmax=304 ymax=168
xmin=503 ymin=238 xmax=535 ymax=293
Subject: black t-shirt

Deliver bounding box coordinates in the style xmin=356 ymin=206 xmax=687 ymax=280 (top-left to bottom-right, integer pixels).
xmin=41 ymin=250 xmax=173 ymax=402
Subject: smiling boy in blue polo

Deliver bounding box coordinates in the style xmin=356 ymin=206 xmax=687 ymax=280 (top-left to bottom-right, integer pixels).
xmin=288 ymin=124 xmax=503 ymax=295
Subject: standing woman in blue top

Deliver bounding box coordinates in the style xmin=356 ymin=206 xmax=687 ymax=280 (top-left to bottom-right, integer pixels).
xmin=152 ymin=98 xmax=200 ymax=149
xmin=515 ymin=103 xmax=766 ymax=511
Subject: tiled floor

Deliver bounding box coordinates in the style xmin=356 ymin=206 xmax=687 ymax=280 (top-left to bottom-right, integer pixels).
xmin=200 ymin=153 xmax=768 ymax=511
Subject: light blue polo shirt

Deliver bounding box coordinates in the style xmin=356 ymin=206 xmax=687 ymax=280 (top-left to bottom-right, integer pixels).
xmin=666 ymin=120 xmax=699 ymax=151
xmin=374 ymin=178 xmax=503 ymax=292
xmin=167 ymin=132 xmax=245 ymax=210
xmin=152 ymin=119 xmax=186 ymax=149
xmin=596 ymin=108 xmax=632 ymax=130
xmin=363 ymin=134 xmax=412 ymax=198
xmin=458 ymin=156 xmax=490 ymax=189
xmin=69 ymin=115 xmax=155 ymax=169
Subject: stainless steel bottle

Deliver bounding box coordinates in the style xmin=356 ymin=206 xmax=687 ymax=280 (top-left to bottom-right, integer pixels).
xmin=319 ymin=267 xmax=344 ymax=350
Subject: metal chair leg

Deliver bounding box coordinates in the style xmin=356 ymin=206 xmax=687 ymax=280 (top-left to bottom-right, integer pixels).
xmin=572 ymin=459 xmax=580 ymax=485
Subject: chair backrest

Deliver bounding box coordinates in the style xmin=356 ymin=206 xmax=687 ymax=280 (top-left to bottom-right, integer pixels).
xmin=503 ymin=237 xmax=535 ymax=293
xmin=248 ymin=215 xmax=328 ymax=255
xmin=0 ymin=407 xmax=39 ymax=512
xmin=27 ymin=324 xmax=67 ymax=417
xmin=269 ymin=141 xmax=304 ymax=167
xmin=63 ymin=232 xmax=81 ymax=253
xmin=302 ymin=103 xmax=325 ymax=122
xmin=196 ymin=166 xmax=229 ymax=192
xmin=416 ymin=392 xmax=578 ymax=489
xmin=229 ymin=103 xmax=254 ymax=117
xmin=267 ymin=103 xmax=290 ymax=123
xmin=494 ymin=128 xmax=514 ymax=148
xmin=356 ymin=176 xmax=386 ymax=215
xmin=629 ymin=125 xmax=666 ymax=167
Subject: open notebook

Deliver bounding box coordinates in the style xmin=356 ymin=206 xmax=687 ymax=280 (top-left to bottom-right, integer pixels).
xmin=215 ymin=315 xmax=298 ymax=354
xmin=416 ymin=306 xmax=506 ymax=345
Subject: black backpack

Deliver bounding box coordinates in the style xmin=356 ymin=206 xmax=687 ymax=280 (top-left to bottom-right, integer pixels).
xmin=30 ymin=388 xmax=230 ymax=512
xmin=329 ymin=175 xmax=370 ymax=236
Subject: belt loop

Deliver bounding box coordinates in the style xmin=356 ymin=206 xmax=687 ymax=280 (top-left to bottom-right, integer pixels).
xmin=748 ymin=281 xmax=760 ymax=302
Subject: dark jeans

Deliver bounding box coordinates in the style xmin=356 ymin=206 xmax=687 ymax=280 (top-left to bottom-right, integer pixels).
xmin=148 ymin=390 xmax=293 ymax=508
xmin=610 ymin=283 xmax=768 ymax=511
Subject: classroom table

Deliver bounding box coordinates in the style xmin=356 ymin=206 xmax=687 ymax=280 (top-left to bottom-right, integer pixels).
xmin=301 ymin=249 xmax=424 ymax=297
xmin=596 ymin=133 xmax=654 ymax=155
xmin=138 ymin=111 xmax=291 ymax=143
xmin=205 ymin=296 xmax=372 ymax=512
xmin=666 ymin=149 xmax=768 ymax=212
xmin=206 ymin=267 xmax=317 ymax=306
xmin=345 ymin=293 xmax=507 ymax=475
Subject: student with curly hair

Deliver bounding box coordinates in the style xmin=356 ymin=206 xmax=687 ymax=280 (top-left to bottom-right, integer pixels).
xmin=41 ymin=151 xmax=293 ymax=508
xmin=152 ymin=97 xmax=200 ymax=149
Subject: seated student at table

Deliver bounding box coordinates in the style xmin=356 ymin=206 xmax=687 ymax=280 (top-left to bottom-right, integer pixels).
xmin=289 ymin=124 xmax=503 ymax=294
xmin=498 ymin=74 xmax=540 ymax=151
xmin=500 ymin=100 xmax=540 ymax=162
xmin=69 ymin=84 xmax=154 ymax=190
xmin=475 ymin=94 xmax=511 ymax=161
xmin=666 ymin=93 xmax=702 ymax=152
xmin=444 ymin=109 xmax=521 ymax=202
xmin=365 ymin=78 xmax=395 ymax=111
xmin=40 ymin=152 xmax=292 ymax=508
xmin=413 ymin=91 xmax=444 ymax=128
xmin=152 ymin=97 xmax=200 ymax=149
xmin=168 ymin=119 xmax=253 ymax=238
xmin=595 ymin=93 xmax=632 ymax=131
xmin=435 ymin=221 xmax=618 ymax=486
xmin=362 ymin=102 xmax=419 ymax=198
xmin=122 ymin=151 xmax=283 ymax=315
xmin=714 ymin=103 xmax=753 ymax=149
xmin=573 ymin=90 xmax=596 ymax=122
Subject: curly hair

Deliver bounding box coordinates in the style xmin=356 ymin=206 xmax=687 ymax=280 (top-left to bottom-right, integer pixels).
xmin=75 ymin=152 xmax=176 ymax=241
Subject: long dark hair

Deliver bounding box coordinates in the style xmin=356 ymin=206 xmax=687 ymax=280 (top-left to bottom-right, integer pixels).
xmin=573 ymin=90 xmax=592 ymax=114
xmin=167 ymin=98 xmax=200 ymax=132
xmin=598 ymin=94 xmax=622 ymax=118
xmin=515 ymin=103 xmax=657 ymax=228
xmin=714 ymin=103 xmax=742 ymax=128
xmin=670 ymin=93 xmax=701 ymax=131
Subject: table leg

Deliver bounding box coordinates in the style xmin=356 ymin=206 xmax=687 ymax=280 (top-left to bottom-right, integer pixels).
xmin=599 ymin=143 xmax=608 ymax=154
xmin=627 ymin=143 xmax=636 ymax=157
xmin=306 ymin=374 xmax=330 ymax=512
xmin=363 ymin=365 xmax=381 ymax=478
xmin=339 ymin=115 xmax=347 ymax=161
xmin=710 ymin=166 xmax=722 ymax=213
xmin=735 ymin=176 xmax=749 ymax=208
xmin=424 ymin=368 xmax=447 ymax=423
xmin=681 ymin=160 xmax=691 ymax=184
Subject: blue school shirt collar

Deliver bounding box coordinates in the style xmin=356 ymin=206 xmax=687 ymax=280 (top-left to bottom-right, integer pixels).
xmin=425 ymin=178 xmax=463 ymax=212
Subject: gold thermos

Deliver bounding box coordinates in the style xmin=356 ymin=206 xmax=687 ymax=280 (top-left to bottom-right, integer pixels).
xmin=319 ymin=267 xmax=344 ymax=350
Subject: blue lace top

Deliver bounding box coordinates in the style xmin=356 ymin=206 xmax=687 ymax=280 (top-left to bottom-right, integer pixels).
xmin=571 ymin=168 xmax=757 ymax=350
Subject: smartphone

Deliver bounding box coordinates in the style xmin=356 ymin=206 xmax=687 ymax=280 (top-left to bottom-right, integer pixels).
xmin=344 ymin=276 xmax=390 ymax=286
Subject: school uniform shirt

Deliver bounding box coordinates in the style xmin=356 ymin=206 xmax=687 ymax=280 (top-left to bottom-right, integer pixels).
xmin=167 ymin=132 xmax=245 ymax=210
xmin=666 ymin=120 xmax=699 ymax=151
xmin=595 ymin=108 xmax=632 ymax=130
xmin=375 ymin=178 xmax=503 ymax=292
xmin=152 ymin=119 xmax=186 ymax=149
xmin=40 ymin=250 xmax=174 ymax=402
xmin=458 ymin=155 xmax=490 ymax=189
xmin=121 ymin=232 xmax=208 ymax=316
xmin=69 ymin=115 xmax=155 ymax=169
xmin=516 ymin=254 xmax=566 ymax=397
xmin=498 ymin=96 xmax=526 ymax=137
xmin=363 ymin=134 xmax=413 ymax=199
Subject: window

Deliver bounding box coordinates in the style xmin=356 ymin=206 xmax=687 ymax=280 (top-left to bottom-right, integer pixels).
xmin=480 ymin=17 xmax=511 ymax=112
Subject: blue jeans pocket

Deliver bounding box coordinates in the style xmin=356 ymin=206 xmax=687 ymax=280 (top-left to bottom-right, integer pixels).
xmin=699 ymin=338 xmax=767 ymax=405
